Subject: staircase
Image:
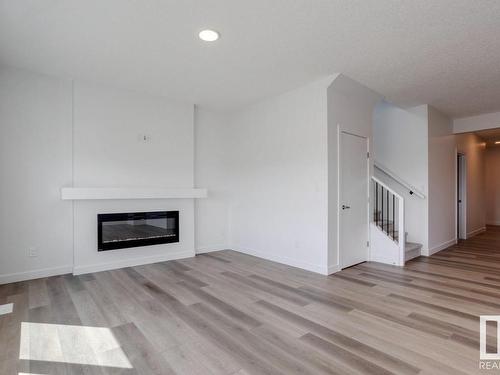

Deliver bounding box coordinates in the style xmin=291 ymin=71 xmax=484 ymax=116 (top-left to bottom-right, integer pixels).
xmin=373 ymin=216 xmax=422 ymax=262
xmin=370 ymin=177 xmax=422 ymax=265
xmin=404 ymin=242 xmax=422 ymax=261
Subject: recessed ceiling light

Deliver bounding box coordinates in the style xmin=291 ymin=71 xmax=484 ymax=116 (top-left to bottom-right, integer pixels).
xmin=199 ymin=29 xmax=219 ymax=42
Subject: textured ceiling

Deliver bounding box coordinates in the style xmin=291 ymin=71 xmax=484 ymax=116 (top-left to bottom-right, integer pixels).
xmin=2 ymin=0 xmax=500 ymax=117
xmin=475 ymin=127 xmax=500 ymax=141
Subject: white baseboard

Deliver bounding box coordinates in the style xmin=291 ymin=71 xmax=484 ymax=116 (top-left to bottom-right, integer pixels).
xmin=428 ymin=238 xmax=457 ymax=256
xmin=232 ymin=246 xmax=329 ymax=275
xmin=73 ymin=251 xmax=194 ymax=275
xmin=467 ymin=227 xmax=486 ymax=239
xmin=0 ymin=265 xmax=73 ymax=285
xmin=0 ymin=251 xmax=196 ymax=284
xmin=196 ymin=245 xmax=229 ymax=254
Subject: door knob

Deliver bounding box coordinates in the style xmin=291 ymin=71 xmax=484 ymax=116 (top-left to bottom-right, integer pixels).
xmin=342 ymin=205 xmax=351 ymax=210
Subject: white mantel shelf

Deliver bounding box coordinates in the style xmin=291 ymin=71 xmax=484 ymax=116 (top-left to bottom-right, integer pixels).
xmin=61 ymin=187 xmax=208 ymax=200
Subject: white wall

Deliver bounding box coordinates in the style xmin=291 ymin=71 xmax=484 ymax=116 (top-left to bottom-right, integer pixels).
xmin=194 ymin=107 xmax=231 ymax=253
xmin=455 ymin=133 xmax=486 ymax=236
xmin=6 ymin=65 xmax=445 ymax=280
xmin=195 ymin=75 xmax=382 ymax=274
xmin=373 ymin=102 xmax=429 ymax=251
xmin=73 ymin=83 xmax=194 ymax=187
xmin=373 ymin=103 xmax=429 ymax=193
xmin=454 ymin=111 xmax=500 ymax=134
xmin=427 ymin=106 xmax=456 ymax=254
xmin=0 ymin=66 xmax=349 ymax=281
xmin=0 ymin=66 xmax=200 ymax=282
xmin=223 ymin=78 xmax=331 ymax=274
xmin=72 ymin=83 xmax=196 ymax=274
xmin=485 ymin=146 xmax=500 ymax=225
xmin=0 ymin=66 xmax=73 ymax=283
xmin=327 ymin=75 xmax=381 ymax=271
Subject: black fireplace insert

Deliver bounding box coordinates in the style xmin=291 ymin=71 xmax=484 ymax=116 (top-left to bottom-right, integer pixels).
xmin=97 ymin=211 xmax=179 ymax=251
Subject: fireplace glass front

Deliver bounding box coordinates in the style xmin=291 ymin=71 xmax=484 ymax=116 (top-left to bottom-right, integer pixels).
xmin=97 ymin=211 xmax=179 ymax=251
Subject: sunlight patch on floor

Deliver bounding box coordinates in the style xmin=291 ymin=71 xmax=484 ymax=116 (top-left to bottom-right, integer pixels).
xmin=19 ymin=322 xmax=132 ymax=368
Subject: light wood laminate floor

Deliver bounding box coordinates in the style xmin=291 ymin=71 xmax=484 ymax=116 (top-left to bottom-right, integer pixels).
xmin=2 ymin=226 xmax=500 ymax=374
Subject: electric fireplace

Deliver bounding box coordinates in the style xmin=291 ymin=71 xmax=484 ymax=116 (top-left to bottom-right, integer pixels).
xmin=97 ymin=211 xmax=179 ymax=251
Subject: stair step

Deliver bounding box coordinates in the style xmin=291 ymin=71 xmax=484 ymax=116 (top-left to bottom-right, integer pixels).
xmin=375 ymin=221 xmax=395 ymax=229
xmin=374 ymin=223 xmax=408 ymax=242
xmin=375 ymin=221 xmax=397 ymax=232
xmin=375 ymin=219 xmax=394 ymax=224
xmin=405 ymin=242 xmax=422 ymax=252
xmin=394 ymin=231 xmax=409 ymax=242
xmin=405 ymin=242 xmax=422 ymax=262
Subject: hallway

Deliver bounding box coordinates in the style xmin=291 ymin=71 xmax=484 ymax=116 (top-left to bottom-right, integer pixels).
xmin=418 ymin=226 xmax=500 ymax=275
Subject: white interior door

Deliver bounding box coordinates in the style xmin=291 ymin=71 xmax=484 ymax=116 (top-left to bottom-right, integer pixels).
xmin=457 ymin=153 xmax=467 ymax=239
xmin=340 ymin=131 xmax=369 ymax=268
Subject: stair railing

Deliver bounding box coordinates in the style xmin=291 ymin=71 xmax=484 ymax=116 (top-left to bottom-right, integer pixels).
xmin=374 ymin=162 xmax=426 ymax=199
xmin=372 ymin=176 xmax=405 ymax=265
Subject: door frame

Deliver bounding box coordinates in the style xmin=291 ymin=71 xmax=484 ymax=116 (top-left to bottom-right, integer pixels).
xmin=338 ymin=128 xmax=370 ymax=269
xmin=456 ymin=152 xmax=467 ymax=240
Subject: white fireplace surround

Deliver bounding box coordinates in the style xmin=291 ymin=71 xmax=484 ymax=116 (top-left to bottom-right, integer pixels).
xmin=64 ymin=188 xmax=207 ymax=276
xmin=71 ymin=197 xmax=197 ymax=276
xmin=61 ymin=187 xmax=208 ymax=200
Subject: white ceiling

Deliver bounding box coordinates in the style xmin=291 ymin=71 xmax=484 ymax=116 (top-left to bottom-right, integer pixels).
xmin=2 ymin=0 xmax=500 ymax=117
